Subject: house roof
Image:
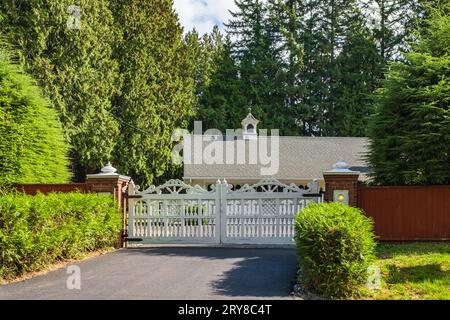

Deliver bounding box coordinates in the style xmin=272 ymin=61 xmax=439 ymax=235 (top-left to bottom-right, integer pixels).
xmin=183 ymin=136 xmax=370 ymax=181
xmin=241 ymin=112 xmax=259 ymax=126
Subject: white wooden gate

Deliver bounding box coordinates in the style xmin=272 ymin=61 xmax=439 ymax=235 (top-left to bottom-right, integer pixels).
xmin=127 ymin=178 xmax=321 ymax=245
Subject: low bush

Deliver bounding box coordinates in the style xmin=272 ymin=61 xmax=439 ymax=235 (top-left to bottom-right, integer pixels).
xmin=0 ymin=192 xmax=121 ymax=280
xmin=294 ymin=202 xmax=376 ymax=299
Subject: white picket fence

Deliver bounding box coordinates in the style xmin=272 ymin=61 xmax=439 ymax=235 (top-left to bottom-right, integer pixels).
xmin=127 ymin=178 xmax=321 ymax=245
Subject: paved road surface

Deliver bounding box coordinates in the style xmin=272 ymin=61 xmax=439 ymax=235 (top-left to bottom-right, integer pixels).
xmin=0 ymin=247 xmax=297 ymax=300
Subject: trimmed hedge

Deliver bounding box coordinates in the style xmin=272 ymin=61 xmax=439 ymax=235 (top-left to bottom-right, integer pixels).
xmin=295 ymin=203 xmax=376 ymax=299
xmin=0 ymin=44 xmax=71 ymax=185
xmin=0 ymin=192 xmax=121 ymax=280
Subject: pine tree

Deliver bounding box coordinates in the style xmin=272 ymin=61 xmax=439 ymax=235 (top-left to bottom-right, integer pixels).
xmin=0 ymin=0 xmax=120 ymax=181
xmin=368 ymin=3 xmax=450 ymax=185
xmin=0 ymin=45 xmax=71 ymax=184
xmin=111 ymin=0 xmax=196 ymax=187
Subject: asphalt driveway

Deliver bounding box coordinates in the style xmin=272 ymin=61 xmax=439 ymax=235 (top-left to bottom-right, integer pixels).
xmin=0 ymin=247 xmax=297 ymax=300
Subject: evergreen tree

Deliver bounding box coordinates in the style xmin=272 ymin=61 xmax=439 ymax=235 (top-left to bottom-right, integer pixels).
xmin=330 ymin=8 xmax=384 ymax=136
xmin=226 ymin=0 xmax=287 ymax=133
xmin=197 ymin=37 xmax=246 ymax=131
xmin=111 ymin=0 xmax=196 ymax=187
xmin=361 ymin=0 xmax=423 ymax=61
xmin=271 ymin=0 xmax=378 ymax=136
xmin=276 ymin=0 xmax=328 ymax=135
xmin=368 ymin=3 xmax=450 ymax=185
xmin=267 ymin=0 xmax=395 ymax=137
xmin=185 ymin=26 xmax=224 ymax=101
xmin=0 ymin=0 xmax=120 ymax=181
xmin=266 ymin=0 xmax=304 ymax=135
xmin=0 ymin=45 xmax=71 ymax=184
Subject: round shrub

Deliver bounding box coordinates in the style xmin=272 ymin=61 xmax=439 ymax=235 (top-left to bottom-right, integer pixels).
xmin=294 ymin=202 xmax=376 ymax=299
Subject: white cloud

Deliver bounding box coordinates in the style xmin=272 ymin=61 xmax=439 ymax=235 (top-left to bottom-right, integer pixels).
xmin=173 ymin=0 xmax=237 ymax=35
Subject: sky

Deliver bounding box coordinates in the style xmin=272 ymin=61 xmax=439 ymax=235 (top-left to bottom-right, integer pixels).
xmin=173 ymin=0 xmax=237 ymax=35
xmin=172 ymin=0 xmax=384 ymax=35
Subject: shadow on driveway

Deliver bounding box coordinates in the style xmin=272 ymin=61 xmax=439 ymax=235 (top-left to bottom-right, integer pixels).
xmin=0 ymin=247 xmax=297 ymax=300
xmin=126 ymin=247 xmax=297 ymax=298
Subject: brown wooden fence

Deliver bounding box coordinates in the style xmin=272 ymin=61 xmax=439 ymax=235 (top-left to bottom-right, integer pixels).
xmin=14 ymin=183 xmax=93 ymax=195
xmin=358 ymin=185 xmax=450 ymax=241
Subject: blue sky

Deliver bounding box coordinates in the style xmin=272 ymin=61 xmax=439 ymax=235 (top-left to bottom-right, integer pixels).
xmin=173 ymin=1 xmax=383 ymax=36
xmin=173 ymin=0 xmax=237 ymax=35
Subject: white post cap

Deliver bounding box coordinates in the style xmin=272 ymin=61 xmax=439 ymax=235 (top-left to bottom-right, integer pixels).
xmin=86 ymin=161 xmax=131 ymax=180
xmin=100 ymin=162 xmax=117 ymax=174
xmin=323 ymin=159 xmax=360 ymax=175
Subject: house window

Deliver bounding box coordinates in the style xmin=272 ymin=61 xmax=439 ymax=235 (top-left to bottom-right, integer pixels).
xmin=247 ymin=124 xmax=255 ymax=133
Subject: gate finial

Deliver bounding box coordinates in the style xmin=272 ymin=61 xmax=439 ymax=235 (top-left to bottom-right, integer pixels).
xmin=100 ymin=161 xmax=117 ymax=174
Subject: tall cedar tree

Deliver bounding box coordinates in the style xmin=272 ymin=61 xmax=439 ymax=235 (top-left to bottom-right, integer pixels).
xmin=185 ymin=26 xmax=224 ymax=101
xmin=196 ymin=37 xmax=247 ymax=132
xmin=226 ymin=0 xmax=288 ymax=133
xmin=287 ymin=0 xmax=382 ymax=136
xmin=267 ymin=0 xmax=305 ymax=135
xmin=368 ymin=3 xmax=450 ymax=185
xmin=206 ymin=0 xmax=423 ymax=137
xmin=0 ymin=45 xmax=71 ymax=184
xmin=157 ymin=27 xmax=223 ymax=182
xmin=111 ymin=0 xmax=196 ymax=187
xmin=0 ymin=0 xmax=120 ymax=181
xmin=331 ymin=9 xmax=384 ymax=136
xmin=263 ymin=0 xmax=381 ymax=136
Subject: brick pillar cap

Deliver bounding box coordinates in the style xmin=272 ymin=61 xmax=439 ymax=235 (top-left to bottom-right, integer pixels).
xmin=86 ymin=174 xmax=131 ymax=180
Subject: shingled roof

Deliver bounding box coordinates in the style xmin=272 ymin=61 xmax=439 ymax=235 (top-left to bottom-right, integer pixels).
xmin=183 ymin=136 xmax=370 ymax=181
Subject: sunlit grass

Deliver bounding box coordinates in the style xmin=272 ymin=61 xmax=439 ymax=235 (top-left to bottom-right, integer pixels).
xmin=363 ymin=243 xmax=450 ymax=300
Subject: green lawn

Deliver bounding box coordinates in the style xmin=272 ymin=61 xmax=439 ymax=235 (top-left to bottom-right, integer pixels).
xmin=364 ymin=242 xmax=450 ymax=300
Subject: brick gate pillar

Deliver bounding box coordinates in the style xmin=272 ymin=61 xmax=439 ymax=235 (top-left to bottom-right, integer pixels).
xmin=86 ymin=162 xmax=132 ymax=247
xmin=323 ymin=160 xmax=360 ymax=207
xmin=86 ymin=162 xmax=131 ymax=207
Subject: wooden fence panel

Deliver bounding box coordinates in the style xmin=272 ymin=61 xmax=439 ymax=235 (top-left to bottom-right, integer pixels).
xmin=359 ymin=185 xmax=450 ymax=241
xmin=14 ymin=183 xmax=93 ymax=195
